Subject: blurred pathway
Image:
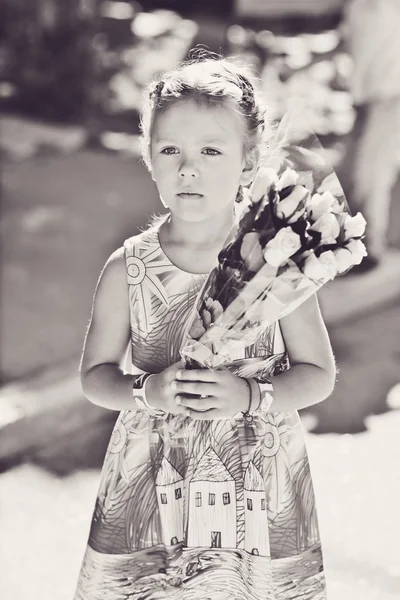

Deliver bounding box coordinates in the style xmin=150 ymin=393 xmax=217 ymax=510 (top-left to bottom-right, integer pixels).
xmin=1 ymin=151 xmax=159 ymax=382
xmin=1 ymin=407 xmax=399 ymax=600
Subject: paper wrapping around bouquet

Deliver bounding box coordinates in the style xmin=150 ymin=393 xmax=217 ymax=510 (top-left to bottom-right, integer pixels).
xmin=265 ymin=102 xmax=348 ymax=206
xmin=180 ymin=105 xmax=356 ymax=370
xmin=214 ymin=263 xmax=278 ymax=329
xmin=180 ymin=338 xmax=233 ymax=369
xmin=180 ymin=269 xmax=326 ymax=369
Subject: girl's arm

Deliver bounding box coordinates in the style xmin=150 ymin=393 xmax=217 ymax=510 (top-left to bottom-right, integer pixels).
xmin=261 ymin=293 xmax=337 ymax=413
xmin=80 ymin=247 xmax=138 ymax=411
xmin=80 ymin=247 xmax=185 ymax=414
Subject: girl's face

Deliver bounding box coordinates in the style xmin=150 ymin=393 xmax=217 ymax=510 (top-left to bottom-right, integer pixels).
xmin=150 ymin=99 xmax=256 ymax=223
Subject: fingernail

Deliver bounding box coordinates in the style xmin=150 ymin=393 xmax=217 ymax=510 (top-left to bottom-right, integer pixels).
xmin=176 ymin=371 xmax=182 ymax=379
xmin=171 ymin=381 xmax=177 ymax=390
xmin=175 ymin=396 xmax=181 ymax=405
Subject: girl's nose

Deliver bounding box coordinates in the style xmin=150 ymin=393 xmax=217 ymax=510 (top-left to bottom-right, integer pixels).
xmin=178 ymin=160 xmax=199 ymax=178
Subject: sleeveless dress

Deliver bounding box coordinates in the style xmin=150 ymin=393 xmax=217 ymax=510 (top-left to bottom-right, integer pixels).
xmin=74 ymin=225 xmax=328 ymax=600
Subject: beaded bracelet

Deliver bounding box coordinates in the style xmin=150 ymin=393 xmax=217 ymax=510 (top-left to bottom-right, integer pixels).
xmin=234 ymin=377 xmax=274 ymax=421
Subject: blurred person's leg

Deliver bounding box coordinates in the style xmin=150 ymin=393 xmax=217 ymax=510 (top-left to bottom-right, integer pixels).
xmin=352 ymin=97 xmax=400 ymax=266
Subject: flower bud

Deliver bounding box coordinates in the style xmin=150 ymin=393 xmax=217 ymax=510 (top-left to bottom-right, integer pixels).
xmin=333 ymin=247 xmax=354 ymax=273
xmin=263 ymin=227 xmax=302 ymax=267
xmin=343 ymin=212 xmax=367 ymax=240
xmin=277 ymin=167 xmax=299 ymax=191
xmin=345 ymin=239 xmax=368 ymax=265
xmin=303 ymin=250 xmax=337 ymax=281
xmin=306 ymin=191 xmax=335 ymax=222
xmin=250 ymin=168 xmax=279 ymax=204
xmin=310 ymin=212 xmax=340 ymax=245
xmin=276 ymin=185 xmax=309 ymax=221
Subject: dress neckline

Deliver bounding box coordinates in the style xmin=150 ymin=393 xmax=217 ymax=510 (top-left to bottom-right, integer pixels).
xmin=152 ymin=227 xmax=210 ymax=277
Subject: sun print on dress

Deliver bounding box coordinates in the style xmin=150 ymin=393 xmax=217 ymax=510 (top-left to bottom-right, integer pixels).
xmin=74 ymin=226 xmax=327 ymax=600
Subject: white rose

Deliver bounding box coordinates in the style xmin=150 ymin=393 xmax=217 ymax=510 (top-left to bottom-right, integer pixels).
xmin=330 ymin=197 xmax=345 ymax=215
xmin=310 ymin=212 xmax=340 ymax=245
xmin=306 ymin=191 xmax=335 ymax=222
xmin=346 ymin=239 xmax=368 ymax=265
xmin=320 ymin=190 xmax=336 ymax=204
xmin=277 ymin=167 xmax=299 ymax=190
xmin=276 ymin=185 xmax=309 ymax=221
xmin=287 ymin=208 xmax=307 ymax=224
xmin=343 ymin=212 xmax=367 ymax=241
xmin=303 ymin=250 xmax=337 ymax=281
xmin=334 ymin=247 xmax=354 ymax=273
xmin=263 ymin=227 xmax=302 ymax=267
xmin=303 ymin=253 xmax=326 ymax=280
xmin=318 ymin=251 xmax=337 ymax=280
xmin=250 ymin=167 xmax=279 ymax=203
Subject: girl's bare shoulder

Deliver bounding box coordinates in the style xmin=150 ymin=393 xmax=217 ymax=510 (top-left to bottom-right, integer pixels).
xmin=99 ymin=224 xmax=161 ymax=291
xmin=93 ymin=245 xmax=130 ymax=310
xmin=97 ymin=229 xmax=149 ymax=294
xmin=100 ymin=246 xmax=126 ymax=283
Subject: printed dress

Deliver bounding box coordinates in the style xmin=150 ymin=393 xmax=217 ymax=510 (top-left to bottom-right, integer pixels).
xmin=74 ymin=225 xmax=328 ymax=600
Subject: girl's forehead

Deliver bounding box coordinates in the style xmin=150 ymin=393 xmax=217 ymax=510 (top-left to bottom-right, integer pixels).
xmin=152 ymin=98 xmax=245 ymax=142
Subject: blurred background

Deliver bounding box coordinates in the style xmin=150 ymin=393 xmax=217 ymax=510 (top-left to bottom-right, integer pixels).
xmin=1 ymin=1 xmax=400 ymax=599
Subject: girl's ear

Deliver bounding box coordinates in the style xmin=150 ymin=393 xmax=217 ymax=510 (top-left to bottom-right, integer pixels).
xmin=240 ymin=147 xmax=259 ymax=187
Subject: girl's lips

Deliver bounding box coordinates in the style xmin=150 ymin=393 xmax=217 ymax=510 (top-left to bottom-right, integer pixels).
xmin=177 ymin=193 xmax=203 ymax=199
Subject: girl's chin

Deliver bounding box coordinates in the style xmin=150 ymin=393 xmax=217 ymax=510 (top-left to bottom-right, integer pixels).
xmin=170 ymin=204 xmax=208 ymax=219
xmin=174 ymin=198 xmax=205 ymax=209
xmin=173 ymin=211 xmax=208 ymax=223
xmin=167 ymin=200 xmax=234 ymax=222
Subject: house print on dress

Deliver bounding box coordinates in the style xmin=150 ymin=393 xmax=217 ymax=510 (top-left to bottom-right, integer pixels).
xmin=244 ymin=461 xmax=270 ymax=557
xmin=155 ymin=456 xmax=184 ymax=545
xmin=187 ymin=447 xmax=237 ymax=549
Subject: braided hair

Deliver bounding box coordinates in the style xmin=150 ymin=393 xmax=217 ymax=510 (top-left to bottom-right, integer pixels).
xmin=140 ymin=51 xmax=273 ymax=176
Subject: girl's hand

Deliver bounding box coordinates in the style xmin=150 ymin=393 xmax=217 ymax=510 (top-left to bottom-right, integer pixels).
xmin=172 ymin=367 xmax=250 ymax=419
xmin=146 ymin=360 xmax=191 ymax=416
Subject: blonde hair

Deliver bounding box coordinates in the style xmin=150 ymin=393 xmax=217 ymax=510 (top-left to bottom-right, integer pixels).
xmin=139 ymin=52 xmax=274 ymax=173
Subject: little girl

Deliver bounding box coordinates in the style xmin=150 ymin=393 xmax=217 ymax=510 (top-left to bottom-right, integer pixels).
xmin=74 ymin=55 xmax=336 ymax=599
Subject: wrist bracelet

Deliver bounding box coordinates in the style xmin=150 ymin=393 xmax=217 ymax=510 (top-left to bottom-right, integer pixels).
xmin=133 ymin=373 xmax=165 ymax=416
xmin=257 ymin=382 xmax=274 ymax=414
xmin=241 ymin=377 xmax=254 ymax=424
xmin=248 ymin=378 xmax=261 ymax=412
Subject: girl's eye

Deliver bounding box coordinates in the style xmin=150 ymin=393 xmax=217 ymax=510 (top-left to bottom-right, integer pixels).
xmin=160 ymin=147 xmax=178 ymax=155
xmin=202 ymin=148 xmax=221 ymax=156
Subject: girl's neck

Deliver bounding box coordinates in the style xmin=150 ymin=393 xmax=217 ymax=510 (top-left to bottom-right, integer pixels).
xmin=161 ymin=209 xmax=236 ymax=250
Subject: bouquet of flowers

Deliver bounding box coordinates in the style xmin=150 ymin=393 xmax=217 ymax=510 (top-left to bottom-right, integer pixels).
xmin=179 ymin=110 xmax=367 ymax=371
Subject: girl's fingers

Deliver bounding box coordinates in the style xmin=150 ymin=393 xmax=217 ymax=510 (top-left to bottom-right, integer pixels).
xmin=173 ymin=381 xmax=217 ymax=396
xmin=177 ymin=395 xmax=217 ymax=411
xmin=175 ymin=369 xmax=219 ymax=383
xmin=185 ymin=407 xmax=219 ymax=420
